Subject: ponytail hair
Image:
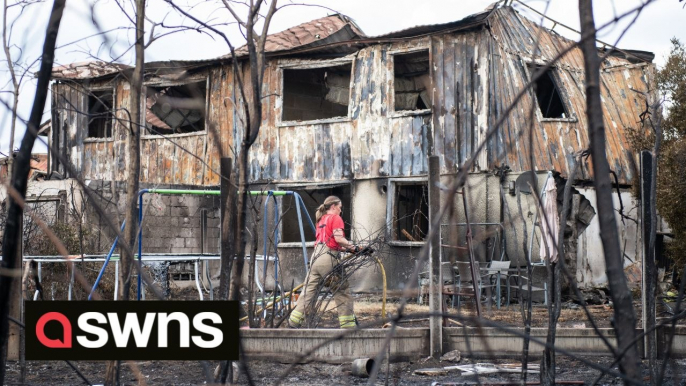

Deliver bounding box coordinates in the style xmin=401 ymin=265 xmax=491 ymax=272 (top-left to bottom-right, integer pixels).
xmin=315 ymin=196 xmax=341 ymax=223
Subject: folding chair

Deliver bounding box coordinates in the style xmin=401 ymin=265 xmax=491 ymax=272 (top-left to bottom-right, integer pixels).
xmin=507 ymin=264 xmax=549 ymax=306
xmin=454 ymin=261 xmax=496 ymax=309
xmin=482 ymin=260 xmax=511 ymax=309
xmin=418 ymin=261 xmax=457 ymax=304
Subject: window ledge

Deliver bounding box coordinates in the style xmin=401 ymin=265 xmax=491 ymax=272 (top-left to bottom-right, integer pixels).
xmin=278 ymin=116 xmax=350 ymax=127
xmin=387 ymin=240 xmax=426 ymax=247
xmin=142 ymin=131 xmax=206 ymax=140
xmin=389 ymin=109 xmax=432 ymax=118
xmin=540 ymin=117 xmax=578 ymax=123
xmin=83 ymin=138 xmax=114 ymax=143
xmin=278 ymin=241 xmax=315 ymax=248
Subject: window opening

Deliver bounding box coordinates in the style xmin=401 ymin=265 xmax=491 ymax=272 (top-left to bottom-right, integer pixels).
xmin=393 ymin=50 xmax=430 ymax=111
xmin=394 ymin=183 xmax=429 ymax=241
xmin=145 ymin=81 xmax=206 ymax=135
xmin=281 ymin=186 xmax=351 ymax=243
xmin=528 ymin=65 xmax=568 ymax=119
xmin=281 ymin=63 xmax=351 ymax=122
xmin=87 ymin=90 xmax=113 ymax=138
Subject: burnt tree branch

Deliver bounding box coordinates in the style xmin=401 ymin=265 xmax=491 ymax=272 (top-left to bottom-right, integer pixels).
xmin=0 ymin=0 xmax=65 ymax=383
xmin=579 ymin=0 xmax=641 ymax=383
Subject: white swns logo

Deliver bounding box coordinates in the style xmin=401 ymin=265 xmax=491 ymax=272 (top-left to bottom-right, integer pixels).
xmin=76 ymin=312 xmax=223 ymax=349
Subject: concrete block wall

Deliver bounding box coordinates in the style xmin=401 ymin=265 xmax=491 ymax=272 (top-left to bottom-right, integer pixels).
xmin=85 ymin=180 xmax=221 ymax=255
xmin=140 ymin=193 xmax=220 ymax=254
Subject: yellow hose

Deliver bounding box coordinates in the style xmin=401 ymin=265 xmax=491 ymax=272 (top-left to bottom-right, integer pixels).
xmin=374 ymin=256 xmax=387 ymax=318
xmin=239 ymin=283 xmax=305 ymax=322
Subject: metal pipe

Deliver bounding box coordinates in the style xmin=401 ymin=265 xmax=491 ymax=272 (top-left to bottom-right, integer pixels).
xmin=206 ymin=261 xmax=213 ymax=300
xmin=351 ymin=358 xmax=376 ymax=377
xmin=148 ymin=188 xmax=220 ymax=196
xmin=22 ymin=254 xmax=222 ymax=263
xmin=89 ymin=221 xmax=126 ymax=301
xmin=195 ymin=261 xmax=203 ymax=300
xmin=296 ymin=193 xmax=317 ymax=234
xmin=294 ymin=193 xmax=309 ymax=269
xmin=249 ymin=190 xmax=287 ymax=196
xmin=201 ymin=209 xmax=213 ymax=300
xmin=33 ymin=262 xmax=41 ymax=301
xmin=114 ymin=261 xmax=119 ymax=301
xmin=68 ymin=262 xmax=74 ymax=301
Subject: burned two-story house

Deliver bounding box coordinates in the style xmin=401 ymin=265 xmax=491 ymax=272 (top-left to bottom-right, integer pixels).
xmin=46 ymin=4 xmax=654 ymax=292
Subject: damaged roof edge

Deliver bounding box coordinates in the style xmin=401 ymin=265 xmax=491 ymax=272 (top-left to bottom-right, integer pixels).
xmin=367 ymin=5 xmax=495 ymax=40
xmin=601 ymin=48 xmax=655 ymax=64
xmin=50 ymin=61 xmax=132 ymax=80
xmin=52 ymin=3 xmax=654 ymax=81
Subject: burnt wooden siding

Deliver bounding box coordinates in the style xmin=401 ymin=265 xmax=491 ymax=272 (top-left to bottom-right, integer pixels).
xmin=52 ymin=7 xmax=652 ymax=186
xmin=51 ymin=82 xmax=86 ymax=178
xmin=267 ymin=41 xmax=431 ymax=182
xmin=483 ymin=7 xmax=652 ymax=183
xmin=431 ymin=29 xmax=490 ymax=173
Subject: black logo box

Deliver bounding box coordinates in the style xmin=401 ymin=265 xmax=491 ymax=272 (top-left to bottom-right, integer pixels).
xmin=26 ymin=301 xmax=239 ymax=360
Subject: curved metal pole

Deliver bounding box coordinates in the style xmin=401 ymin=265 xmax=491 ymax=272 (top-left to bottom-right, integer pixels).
xmin=294 ymin=193 xmax=309 ymax=269
xmin=295 ymin=193 xmax=316 ymax=234
xmin=205 ymin=260 xmax=213 ymax=300
xmin=33 ymin=263 xmax=41 ymax=301
xmin=195 ymin=261 xmax=203 ymax=300
xmin=89 ymin=221 xmax=126 ymax=300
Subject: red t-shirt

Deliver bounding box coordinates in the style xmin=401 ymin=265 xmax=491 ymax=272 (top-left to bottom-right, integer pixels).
xmin=315 ymin=214 xmax=345 ymax=251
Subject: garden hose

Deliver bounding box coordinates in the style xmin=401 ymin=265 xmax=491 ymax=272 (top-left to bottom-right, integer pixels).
xmin=239 ymin=283 xmax=304 ymax=322
xmin=374 ymin=256 xmax=387 ymax=318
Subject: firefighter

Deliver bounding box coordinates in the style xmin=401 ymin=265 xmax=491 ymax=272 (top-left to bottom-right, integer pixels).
xmin=289 ymin=195 xmax=360 ymax=328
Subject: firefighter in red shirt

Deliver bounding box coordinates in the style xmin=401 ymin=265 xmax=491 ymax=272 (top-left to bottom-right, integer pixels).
xmin=289 ymin=196 xmax=359 ymax=328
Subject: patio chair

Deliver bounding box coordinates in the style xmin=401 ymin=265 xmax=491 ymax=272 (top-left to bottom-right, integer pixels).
xmin=453 ymin=261 xmax=496 ymax=309
xmin=482 ymin=260 xmax=511 ymax=309
xmin=506 ymin=264 xmax=549 ymax=306
xmin=417 ymin=261 xmax=457 ymax=304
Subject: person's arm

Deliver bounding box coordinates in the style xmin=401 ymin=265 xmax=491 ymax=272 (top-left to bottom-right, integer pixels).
xmin=333 ymin=228 xmax=356 ymax=252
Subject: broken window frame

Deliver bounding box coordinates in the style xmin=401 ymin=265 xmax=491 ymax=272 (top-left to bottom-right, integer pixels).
xmin=386 ymin=177 xmax=429 ymax=246
xmin=85 ymin=87 xmax=115 ymax=141
xmin=390 ymin=48 xmax=432 ymax=118
xmin=278 ymin=57 xmax=355 ymax=127
xmin=276 ymin=182 xmax=353 ymax=247
xmin=525 ymin=61 xmax=576 ymax=122
xmin=141 ymin=77 xmax=209 ymax=138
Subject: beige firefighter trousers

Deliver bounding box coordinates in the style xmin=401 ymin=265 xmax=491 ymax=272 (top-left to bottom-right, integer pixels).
xmin=289 ymin=243 xmax=355 ymax=328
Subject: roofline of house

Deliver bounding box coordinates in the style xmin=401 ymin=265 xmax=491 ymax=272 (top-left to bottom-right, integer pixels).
xmin=50 ymin=4 xmax=654 ymax=82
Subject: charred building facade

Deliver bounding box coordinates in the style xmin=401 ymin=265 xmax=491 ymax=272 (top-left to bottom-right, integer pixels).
xmin=46 ymin=5 xmax=655 ymax=291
